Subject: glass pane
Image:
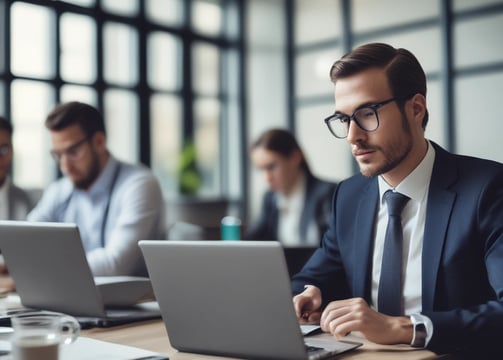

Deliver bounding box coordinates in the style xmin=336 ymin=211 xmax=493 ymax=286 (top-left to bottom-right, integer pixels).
xmin=295 ymin=47 xmax=344 ymax=98
xmin=222 ymin=99 xmax=242 ymax=198
xmin=146 ymin=0 xmax=183 ymax=27
xmin=60 ymin=13 xmax=96 ymax=83
xmin=194 ymin=98 xmax=220 ymax=195
xmin=192 ymin=0 xmax=222 ymax=36
xmin=11 ymin=80 xmax=56 ymax=188
xmin=295 ymin=0 xmax=343 ymax=45
xmin=248 ymin=0 xmax=285 ymax=46
xmin=455 ymin=72 xmax=503 ymax=163
xmin=295 ymin=103 xmax=353 ymax=181
xmin=454 ymin=0 xmax=503 ymax=12
xmin=11 ymin=2 xmax=55 ymax=79
xmin=192 ymin=42 xmax=220 ymax=96
xmin=223 ymin=0 xmax=240 ymax=40
xmin=454 ymin=13 xmax=503 ymax=69
xmin=423 ymin=80 xmax=446 ymax=148
xmin=354 ymin=27 xmax=442 ymax=74
xmin=58 ymin=0 xmax=96 ymax=7
xmin=104 ymin=89 xmax=139 ymax=162
xmin=224 ymin=49 xmax=240 ymax=99
xmin=102 ymin=0 xmax=139 ymax=16
xmin=351 ymin=0 xmax=439 ymax=33
xmin=60 ymin=85 xmax=98 ymax=106
xmin=147 ymin=32 xmax=181 ymax=91
xmin=150 ymin=94 xmax=182 ymax=197
xmin=103 ymin=22 xmax=138 ymax=86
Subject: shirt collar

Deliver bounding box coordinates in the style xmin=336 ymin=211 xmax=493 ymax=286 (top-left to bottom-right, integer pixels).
xmin=378 ymin=140 xmax=436 ymax=204
xmin=276 ymin=172 xmax=306 ymax=210
xmin=74 ymin=156 xmax=119 ymax=200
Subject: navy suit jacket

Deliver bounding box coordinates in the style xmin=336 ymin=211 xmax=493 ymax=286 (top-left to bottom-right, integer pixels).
xmin=291 ymin=143 xmax=503 ymax=356
xmin=244 ymin=173 xmax=336 ymax=246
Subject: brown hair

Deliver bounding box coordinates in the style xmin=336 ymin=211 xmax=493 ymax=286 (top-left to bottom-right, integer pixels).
xmin=250 ymin=128 xmax=311 ymax=174
xmin=330 ymin=43 xmax=428 ymax=129
xmin=45 ymin=101 xmax=106 ymax=137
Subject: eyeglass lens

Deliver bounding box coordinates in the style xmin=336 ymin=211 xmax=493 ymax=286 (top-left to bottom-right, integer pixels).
xmin=328 ymin=106 xmax=379 ymax=138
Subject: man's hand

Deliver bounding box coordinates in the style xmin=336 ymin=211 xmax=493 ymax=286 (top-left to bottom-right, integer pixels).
xmin=293 ymin=285 xmax=322 ymax=324
xmin=320 ymin=297 xmax=413 ymax=345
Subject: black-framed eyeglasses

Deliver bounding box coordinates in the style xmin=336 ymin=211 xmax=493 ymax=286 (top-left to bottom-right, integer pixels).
xmin=324 ymin=96 xmax=407 ymax=139
xmin=50 ymin=136 xmax=91 ymax=163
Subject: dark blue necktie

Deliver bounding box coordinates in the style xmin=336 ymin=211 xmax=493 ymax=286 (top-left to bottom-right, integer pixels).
xmin=378 ymin=190 xmax=410 ymax=316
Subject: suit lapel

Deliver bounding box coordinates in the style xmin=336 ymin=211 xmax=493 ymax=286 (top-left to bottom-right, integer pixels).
xmin=353 ymin=180 xmax=379 ymax=300
xmin=422 ymin=144 xmax=457 ymax=311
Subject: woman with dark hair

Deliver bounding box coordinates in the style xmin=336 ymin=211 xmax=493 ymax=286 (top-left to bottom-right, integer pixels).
xmin=244 ymin=128 xmax=336 ymax=246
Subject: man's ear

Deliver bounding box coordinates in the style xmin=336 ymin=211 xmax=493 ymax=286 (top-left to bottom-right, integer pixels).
xmin=409 ymin=93 xmax=426 ymax=125
xmin=91 ymin=131 xmax=107 ymax=151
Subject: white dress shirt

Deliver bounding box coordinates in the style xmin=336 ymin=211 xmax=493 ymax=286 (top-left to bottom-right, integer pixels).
xmin=371 ymin=141 xmax=435 ymax=344
xmin=277 ymin=173 xmax=318 ymax=246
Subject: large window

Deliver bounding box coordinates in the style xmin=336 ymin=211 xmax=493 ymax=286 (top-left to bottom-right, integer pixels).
xmin=290 ymin=0 xmax=503 ymax=183
xmin=0 ymin=0 xmax=245 ymax=202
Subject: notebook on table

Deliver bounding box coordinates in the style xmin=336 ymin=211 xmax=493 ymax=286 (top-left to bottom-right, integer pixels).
xmin=139 ymin=240 xmax=362 ymax=360
xmin=0 ymin=220 xmax=161 ymax=328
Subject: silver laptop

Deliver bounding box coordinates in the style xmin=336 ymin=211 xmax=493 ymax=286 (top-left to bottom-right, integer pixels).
xmin=0 ymin=220 xmax=161 ymax=328
xmin=139 ymin=240 xmax=362 ymax=360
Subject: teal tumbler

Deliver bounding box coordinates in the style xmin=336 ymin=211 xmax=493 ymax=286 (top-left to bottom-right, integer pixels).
xmin=221 ymin=216 xmax=241 ymax=241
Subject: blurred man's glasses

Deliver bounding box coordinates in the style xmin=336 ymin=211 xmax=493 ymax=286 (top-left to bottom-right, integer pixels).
xmin=50 ymin=136 xmax=91 ymax=163
xmin=324 ymin=96 xmax=409 ymax=139
xmin=0 ymin=144 xmax=11 ymax=157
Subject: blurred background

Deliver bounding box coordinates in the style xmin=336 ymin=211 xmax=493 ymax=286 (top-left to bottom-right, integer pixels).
xmin=1 ymin=0 xmax=502 ymax=227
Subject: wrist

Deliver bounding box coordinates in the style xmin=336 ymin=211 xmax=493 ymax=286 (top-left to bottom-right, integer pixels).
xmin=392 ymin=316 xmax=414 ymax=345
xmin=409 ymin=314 xmax=427 ymax=347
xmin=303 ymin=285 xmax=320 ymax=297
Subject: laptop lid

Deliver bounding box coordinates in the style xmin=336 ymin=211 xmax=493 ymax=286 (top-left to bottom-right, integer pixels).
xmin=0 ymin=221 xmax=107 ymax=317
xmin=0 ymin=221 xmax=160 ymax=326
xmin=139 ymin=240 xmax=361 ymax=360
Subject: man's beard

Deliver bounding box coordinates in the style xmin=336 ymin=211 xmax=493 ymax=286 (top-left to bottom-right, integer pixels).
xmin=357 ymin=113 xmax=413 ymax=178
xmin=73 ymin=151 xmax=101 ymax=190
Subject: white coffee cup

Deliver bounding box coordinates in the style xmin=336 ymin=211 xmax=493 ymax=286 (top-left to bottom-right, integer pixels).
xmin=10 ymin=312 xmax=80 ymax=360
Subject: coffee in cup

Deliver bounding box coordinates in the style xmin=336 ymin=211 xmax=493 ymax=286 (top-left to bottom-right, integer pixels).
xmin=10 ymin=312 xmax=80 ymax=360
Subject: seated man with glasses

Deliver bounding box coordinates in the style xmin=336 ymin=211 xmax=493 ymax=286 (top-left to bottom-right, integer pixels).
xmin=26 ymin=101 xmax=166 ymax=276
xmin=291 ymin=43 xmax=503 ymax=358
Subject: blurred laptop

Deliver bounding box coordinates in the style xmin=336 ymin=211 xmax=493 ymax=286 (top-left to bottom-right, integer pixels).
xmin=0 ymin=220 xmax=161 ymax=328
xmin=139 ymin=240 xmax=362 ymax=360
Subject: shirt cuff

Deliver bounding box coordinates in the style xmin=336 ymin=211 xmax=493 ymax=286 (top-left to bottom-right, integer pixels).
xmin=411 ymin=313 xmax=433 ymax=347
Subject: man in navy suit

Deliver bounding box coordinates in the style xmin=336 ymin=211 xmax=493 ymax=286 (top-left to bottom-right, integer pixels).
xmin=291 ymin=43 xmax=503 ymax=357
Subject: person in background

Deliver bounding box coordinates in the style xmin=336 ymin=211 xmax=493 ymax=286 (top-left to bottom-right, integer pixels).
xmin=0 ymin=117 xmax=33 ymax=220
xmin=27 ymin=101 xmax=165 ymax=276
xmin=244 ymin=128 xmax=336 ymax=247
xmin=291 ymin=43 xmax=503 ymax=358
xmin=0 ymin=116 xmax=34 ymax=292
